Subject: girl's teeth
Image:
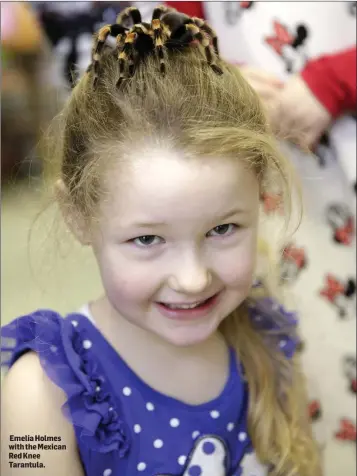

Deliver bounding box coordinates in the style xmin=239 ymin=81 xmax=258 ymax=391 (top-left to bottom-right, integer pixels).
xmin=165 ymin=301 xmax=203 ymax=310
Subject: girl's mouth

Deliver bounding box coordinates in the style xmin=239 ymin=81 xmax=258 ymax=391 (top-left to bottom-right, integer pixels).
xmin=155 ymin=293 xmax=220 ymax=320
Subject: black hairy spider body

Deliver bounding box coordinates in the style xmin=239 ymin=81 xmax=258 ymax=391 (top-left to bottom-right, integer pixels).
xmin=89 ymin=5 xmax=222 ymax=89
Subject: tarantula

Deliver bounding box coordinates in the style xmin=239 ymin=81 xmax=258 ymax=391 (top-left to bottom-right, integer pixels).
xmin=89 ymin=5 xmax=222 ymax=89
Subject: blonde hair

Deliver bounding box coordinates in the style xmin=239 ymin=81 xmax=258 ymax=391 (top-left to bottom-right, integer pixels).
xmin=51 ymin=16 xmax=320 ymax=475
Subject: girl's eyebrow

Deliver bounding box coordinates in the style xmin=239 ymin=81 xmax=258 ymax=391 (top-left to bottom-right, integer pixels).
xmin=219 ymin=208 xmax=245 ymax=220
xmin=128 ymin=221 xmax=167 ymax=229
xmin=126 ymin=209 xmax=245 ymax=229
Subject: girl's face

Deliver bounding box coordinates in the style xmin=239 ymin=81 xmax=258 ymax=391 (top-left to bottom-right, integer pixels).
xmin=91 ymin=147 xmax=260 ymax=347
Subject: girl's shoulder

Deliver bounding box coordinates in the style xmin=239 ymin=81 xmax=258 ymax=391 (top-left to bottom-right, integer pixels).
xmin=1 ymin=349 xmax=85 ymax=475
xmin=1 ymin=309 xmax=130 ymax=460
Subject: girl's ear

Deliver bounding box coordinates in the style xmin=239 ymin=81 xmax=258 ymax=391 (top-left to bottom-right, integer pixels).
xmin=54 ymin=179 xmax=92 ymax=246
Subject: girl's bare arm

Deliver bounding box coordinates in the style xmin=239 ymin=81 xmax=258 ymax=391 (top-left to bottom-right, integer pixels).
xmin=1 ymin=352 xmax=84 ymax=476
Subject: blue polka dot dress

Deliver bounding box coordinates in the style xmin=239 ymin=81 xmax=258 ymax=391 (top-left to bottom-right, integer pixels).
xmin=1 ymin=299 xmax=298 ymax=476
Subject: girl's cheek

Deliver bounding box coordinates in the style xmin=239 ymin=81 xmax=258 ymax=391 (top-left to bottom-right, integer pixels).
xmin=212 ymin=235 xmax=257 ymax=283
xmin=102 ymin=253 xmax=158 ymax=296
xmin=229 ymin=255 xmax=255 ymax=285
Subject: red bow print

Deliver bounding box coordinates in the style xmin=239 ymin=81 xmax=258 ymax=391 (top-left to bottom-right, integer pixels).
xmin=308 ymin=400 xmax=321 ymax=421
xmin=335 ymin=419 xmax=356 ymax=441
xmin=261 ymin=193 xmax=284 ymax=214
xmin=283 ymin=245 xmax=305 ymax=268
xmin=320 ymin=274 xmax=345 ymax=303
xmin=352 ymin=379 xmax=357 ymax=393
xmin=240 ymin=1 xmax=252 ymax=8
xmin=335 ymin=217 xmax=355 ymax=245
xmin=265 ymin=20 xmax=294 ymax=55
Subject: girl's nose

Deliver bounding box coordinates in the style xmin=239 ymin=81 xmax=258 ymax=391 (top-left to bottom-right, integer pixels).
xmin=167 ymin=254 xmax=212 ymax=295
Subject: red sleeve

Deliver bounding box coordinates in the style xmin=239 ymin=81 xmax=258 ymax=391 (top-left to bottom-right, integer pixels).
xmin=165 ymin=1 xmax=206 ymax=19
xmin=301 ymin=46 xmax=356 ymax=118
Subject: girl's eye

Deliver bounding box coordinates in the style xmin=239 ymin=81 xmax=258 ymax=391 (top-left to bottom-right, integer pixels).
xmin=208 ymin=223 xmax=238 ymax=237
xmin=132 ymin=235 xmax=162 ymax=247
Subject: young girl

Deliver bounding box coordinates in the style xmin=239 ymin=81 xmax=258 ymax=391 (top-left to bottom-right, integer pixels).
xmin=1 ymin=6 xmax=321 ymax=476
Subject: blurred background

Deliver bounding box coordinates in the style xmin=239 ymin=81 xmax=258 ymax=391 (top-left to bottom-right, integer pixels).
xmin=1 ymin=2 xmax=356 ymax=475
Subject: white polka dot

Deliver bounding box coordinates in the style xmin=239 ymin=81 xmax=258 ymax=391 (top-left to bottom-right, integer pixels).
xmin=137 ymin=462 xmax=146 ymax=471
xmin=50 ymin=345 xmax=57 ymax=352
xmin=178 ymin=455 xmax=187 ymax=465
xmin=238 ymin=431 xmax=247 ymax=442
xmin=108 ymin=407 xmax=113 ymax=412
xmin=227 ymin=422 xmax=235 ymax=431
xmin=123 ymin=386 xmax=132 ymax=396
xmin=82 ymin=339 xmax=92 ymax=349
xmin=210 ymin=410 xmax=220 ymax=419
xmin=134 ymin=424 xmax=142 ymax=434
xmin=71 ymin=320 xmax=78 ymax=327
xmin=96 ymin=386 xmax=101 ymax=392
xmin=103 ymin=470 xmax=112 ymax=476
xmin=192 ymin=431 xmax=200 ymax=439
xmin=170 ymin=418 xmax=180 ymax=428
xmin=153 ymin=439 xmax=163 ymax=448
xmin=280 ymin=340 xmax=287 ymax=348
xmin=146 ymin=402 xmax=155 ymax=411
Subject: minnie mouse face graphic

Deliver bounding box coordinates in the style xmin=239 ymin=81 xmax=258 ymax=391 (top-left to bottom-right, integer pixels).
xmin=319 ymin=274 xmax=356 ymax=318
xmin=280 ymin=243 xmax=308 ymax=284
xmin=309 ymin=400 xmax=322 ymax=422
xmin=326 ymin=204 xmax=355 ymax=246
xmin=265 ymin=20 xmax=309 ymax=74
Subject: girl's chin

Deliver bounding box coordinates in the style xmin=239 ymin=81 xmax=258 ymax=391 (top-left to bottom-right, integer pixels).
xmin=153 ymin=322 xmax=220 ymax=347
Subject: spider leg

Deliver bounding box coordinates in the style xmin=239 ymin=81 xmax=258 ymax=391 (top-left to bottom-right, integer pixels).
xmin=117 ymin=6 xmax=142 ymax=27
xmin=192 ymin=17 xmax=219 ymax=56
xmin=117 ymin=32 xmax=138 ymax=88
xmin=152 ymin=19 xmax=170 ymax=75
xmin=92 ymin=23 xmax=127 ymax=89
xmin=151 ymin=2 xmax=177 ymax=70
xmin=152 ymin=5 xmax=177 ymax=21
xmin=92 ymin=25 xmax=111 ymax=82
xmin=185 ymin=23 xmax=223 ymax=75
xmin=116 ymin=33 xmax=135 ymax=78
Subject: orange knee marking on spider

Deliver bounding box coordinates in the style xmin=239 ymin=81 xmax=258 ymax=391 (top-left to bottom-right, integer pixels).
xmin=98 ymin=25 xmax=111 ymax=40
xmin=119 ymin=51 xmax=128 ymax=60
xmin=186 ymin=24 xmax=200 ymax=34
xmin=152 ymin=19 xmax=161 ymax=29
xmin=155 ymin=38 xmax=163 ymax=47
xmin=125 ymin=32 xmax=137 ymax=43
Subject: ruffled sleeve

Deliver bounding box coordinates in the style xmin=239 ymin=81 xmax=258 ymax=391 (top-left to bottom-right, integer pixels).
xmin=1 ymin=310 xmax=130 ymax=458
xmin=247 ymin=297 xmax=300 ymax=359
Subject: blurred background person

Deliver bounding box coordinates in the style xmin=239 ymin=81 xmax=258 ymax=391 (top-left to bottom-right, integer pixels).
xmin=1 ymin=2 xmax=48 ymax=181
